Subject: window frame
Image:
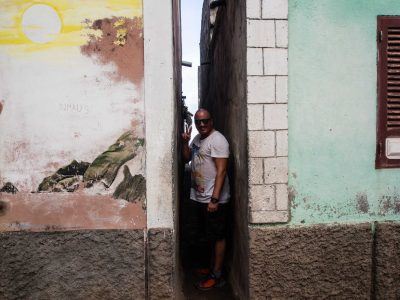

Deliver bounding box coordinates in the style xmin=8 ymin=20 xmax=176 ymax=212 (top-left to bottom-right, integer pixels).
xmin=376 ymin=16 xmax=400 ymax=169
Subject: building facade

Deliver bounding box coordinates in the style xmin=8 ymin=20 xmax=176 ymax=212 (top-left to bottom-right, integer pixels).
xmin=0 ymin=0 xmax=181 ymax=298
xmin=2 ymin=0 xmax=400 ymax=299
xmin=200 ymin=0 xmax=400 ymax=298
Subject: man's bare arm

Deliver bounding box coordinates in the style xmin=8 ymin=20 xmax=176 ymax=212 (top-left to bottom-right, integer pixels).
xmin=212 ymin=158 xmax=228 ymax=198
xmin=182 ymin=142 xmax=191 ymax=163
xmin=182 ymin=125 xmax=192 ymax=163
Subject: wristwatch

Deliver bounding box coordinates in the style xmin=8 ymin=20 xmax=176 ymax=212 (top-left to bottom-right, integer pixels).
xmin=211 ymin=197 xmax=219 ymax=204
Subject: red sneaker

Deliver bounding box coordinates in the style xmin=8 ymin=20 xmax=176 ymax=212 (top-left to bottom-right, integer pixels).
xmin=196 ymin=272 xmax=225 ymax=290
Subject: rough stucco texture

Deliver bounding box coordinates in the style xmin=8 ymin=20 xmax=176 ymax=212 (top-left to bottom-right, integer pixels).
xmin=148 ymin=228 xmax=174 ymax=299
xmin=375 ymin=222 xmax=400 ymax=299
xmin=199 ymin=1 xmax=248 ymax=298
xmin=0 ymin=230 xmax=145 ymax=300
xmin=249 ymin=223 xmax=372 ymax=299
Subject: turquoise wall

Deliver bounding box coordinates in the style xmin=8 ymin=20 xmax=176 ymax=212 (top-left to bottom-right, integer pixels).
xmin=289 ymin=0 xmax=400 ymax=224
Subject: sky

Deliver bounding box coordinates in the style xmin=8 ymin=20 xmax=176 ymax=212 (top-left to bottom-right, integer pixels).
xmin=181 ymin=0 xmax=203 ymax=137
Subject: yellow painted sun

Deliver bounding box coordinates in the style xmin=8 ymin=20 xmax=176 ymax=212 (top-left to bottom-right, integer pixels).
xmin=0 ymin=0 xmax=143 ymax=52
xmin=22 ymin=4 xmax=62 ymax=44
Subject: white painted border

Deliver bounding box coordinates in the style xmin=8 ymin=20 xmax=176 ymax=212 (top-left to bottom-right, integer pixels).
xmin=144 ymin=0 xmax=175 ymax=228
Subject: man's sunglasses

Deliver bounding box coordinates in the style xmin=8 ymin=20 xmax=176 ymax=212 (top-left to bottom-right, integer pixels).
xmin=194 ymin=118 xmax=211 ymax=125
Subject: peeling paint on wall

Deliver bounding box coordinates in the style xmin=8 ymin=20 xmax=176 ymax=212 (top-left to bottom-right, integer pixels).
xmin=0 ymin=193 xmax=146 ymax=231
xmin=356 ymin=193 xmax=369 ymax=214
xmin=0 ymin=0 xmax=145 ymax=231
xmin=81 ymin=17 xmax=144 ymax=85
xmin=379 ymin=195 xmax=400 ymax=215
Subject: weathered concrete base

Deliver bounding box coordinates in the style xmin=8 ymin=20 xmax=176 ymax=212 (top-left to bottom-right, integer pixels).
xmin=0 ymin=230 xmax=145 ymax=300
xmin=375 ymin=222 xmax=400 ymax=299
xmin=148 ymin=228 xmax=174 ymax=299
xmin=249 ymin=223 xmax=372 ymax=299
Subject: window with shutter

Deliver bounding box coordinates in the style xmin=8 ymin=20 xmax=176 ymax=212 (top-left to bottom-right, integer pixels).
xmin=376 ymin=16 xmax=400 ymax=168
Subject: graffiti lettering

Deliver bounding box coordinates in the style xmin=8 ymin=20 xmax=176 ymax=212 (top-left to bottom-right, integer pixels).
xmin=59 ymin=103 xmax=89 ymax=114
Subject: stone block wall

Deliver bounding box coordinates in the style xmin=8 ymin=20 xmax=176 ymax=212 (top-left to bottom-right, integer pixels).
xmin=246 ymin=0 xmax=289 ymax=224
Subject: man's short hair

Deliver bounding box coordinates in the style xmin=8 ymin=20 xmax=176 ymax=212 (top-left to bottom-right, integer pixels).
xmin=196 ymin=108 xmax=212 ymax=118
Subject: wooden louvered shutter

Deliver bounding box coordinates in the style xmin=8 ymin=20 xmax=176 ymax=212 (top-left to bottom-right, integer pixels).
xmin=376 ymin=16 xmax=400 ymax=168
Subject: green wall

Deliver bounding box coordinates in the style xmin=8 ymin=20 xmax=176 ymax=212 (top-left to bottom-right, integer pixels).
xmin=289 ymin=0 xmax=400 ymax=224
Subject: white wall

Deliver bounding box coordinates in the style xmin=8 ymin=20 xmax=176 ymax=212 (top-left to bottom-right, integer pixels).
xmin=144 ymin=0 xmax=175 ymax=229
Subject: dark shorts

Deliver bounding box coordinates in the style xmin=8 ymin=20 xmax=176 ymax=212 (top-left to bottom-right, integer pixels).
xmin=187 ymin=200 xmax=228 ymax=242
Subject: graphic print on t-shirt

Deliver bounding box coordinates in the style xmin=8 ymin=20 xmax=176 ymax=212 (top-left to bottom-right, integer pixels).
xmin=191 ymin=143 xmax=205 ymax=193
xmin=189 ymin=131 xmax=230 ymax=204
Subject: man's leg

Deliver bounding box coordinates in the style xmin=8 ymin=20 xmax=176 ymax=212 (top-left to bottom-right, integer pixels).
xmin=196 ymin=204 xmax=227 ymax=290
xmin=213 ymin=238 xmax=226 ymax=275
xmin=211 ymin=203 xmax=227 ymax=275
xmin=192 ymin=201 xmax=210 ymax=268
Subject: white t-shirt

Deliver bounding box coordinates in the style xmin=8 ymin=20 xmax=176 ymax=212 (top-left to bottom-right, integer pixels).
xmin=189 ymin=130 xmax=230 ymax=204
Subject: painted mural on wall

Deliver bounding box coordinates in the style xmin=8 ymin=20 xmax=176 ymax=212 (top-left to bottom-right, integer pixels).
xmin=0 ymin=0 xmax=145 ymax=231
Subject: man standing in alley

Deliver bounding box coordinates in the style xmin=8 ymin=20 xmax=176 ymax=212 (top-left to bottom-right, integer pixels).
xmin=182 ymin=108 xmax=230 ymax=290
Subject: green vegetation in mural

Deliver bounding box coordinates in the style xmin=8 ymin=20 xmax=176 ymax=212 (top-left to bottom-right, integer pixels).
xmin=84 ymin=131 xmax=144 ymax=187
xmin=38 ymin=160 xmax=90 ymax=192
xmin=113 ymin=165 xmax=146 ymax=208
xmin=37 ymin=131 xmax=146 ymax=204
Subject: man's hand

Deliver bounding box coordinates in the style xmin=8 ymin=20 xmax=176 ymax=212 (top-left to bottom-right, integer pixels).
xmin=182 ymin=125 xmax=192 ymax=163
xmin=182 ymin=124 xmax=192 ymax=144
xmin=208 ymin=201 xmax=218 ymax=212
